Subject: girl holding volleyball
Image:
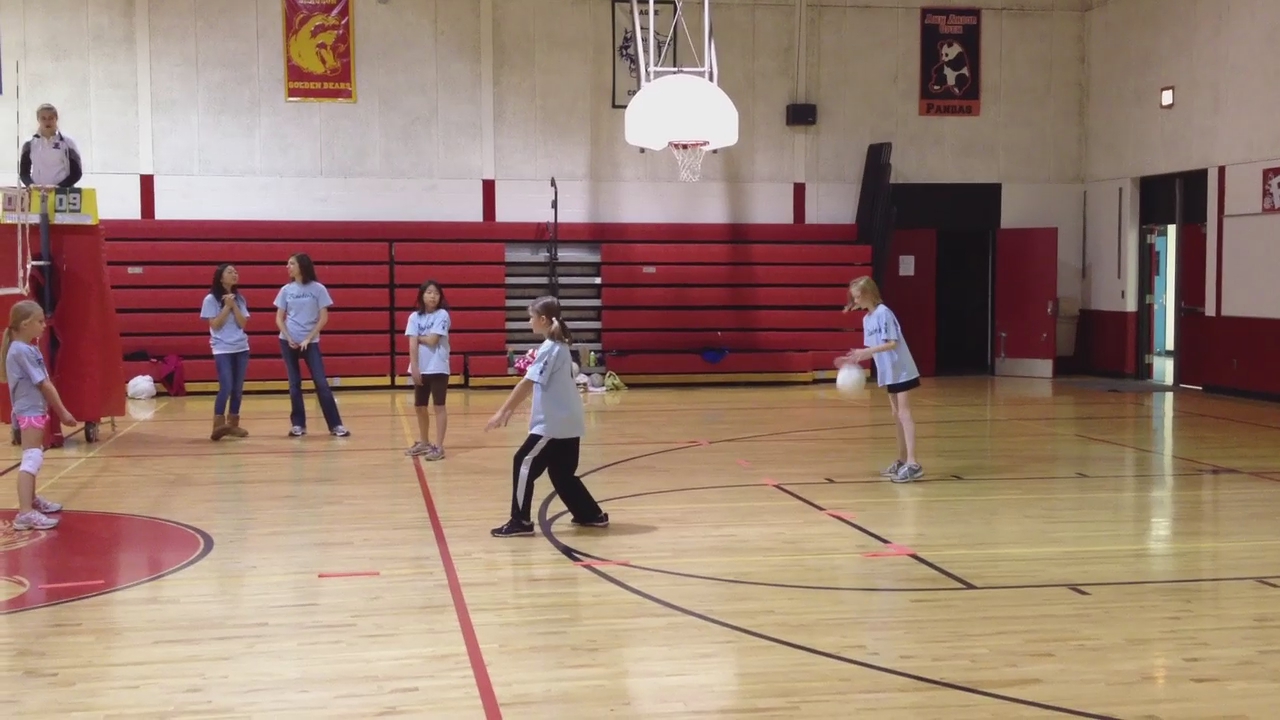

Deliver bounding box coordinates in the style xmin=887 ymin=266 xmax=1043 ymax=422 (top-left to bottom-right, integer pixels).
xmin=837 ymin=276 xmax=923 ymax=482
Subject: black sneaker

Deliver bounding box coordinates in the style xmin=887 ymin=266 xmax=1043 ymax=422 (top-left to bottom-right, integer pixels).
xmin=490 ymin=519 xmax=535 ymax=538
xmin=571 ymin=513 xmax=610 ymax=528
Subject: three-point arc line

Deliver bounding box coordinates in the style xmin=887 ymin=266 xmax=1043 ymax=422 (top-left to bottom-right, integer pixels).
xmin=318 ymin=571 xmax=382 ymax=579
xmin=574 ymin=560 xmax=631 ymax=567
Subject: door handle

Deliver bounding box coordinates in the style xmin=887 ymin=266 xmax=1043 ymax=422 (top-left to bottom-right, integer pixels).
xmin=998 ymin=331 xmax=1008 ymax=360
xmin=1180 ymin=303 xmax=1205 ymax=313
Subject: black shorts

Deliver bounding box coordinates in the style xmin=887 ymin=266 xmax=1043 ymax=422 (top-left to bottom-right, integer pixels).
xmin=886 ymin=377 xmax=920 ymax=395
xmin=414 ymin=373 xmax=449 ymax=407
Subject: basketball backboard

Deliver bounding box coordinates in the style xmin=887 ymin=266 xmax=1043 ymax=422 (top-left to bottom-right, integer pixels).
xmin=621 ymin=0 xmax=739 ymax=182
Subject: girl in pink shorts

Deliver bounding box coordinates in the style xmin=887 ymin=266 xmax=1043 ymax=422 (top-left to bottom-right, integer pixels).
xmin=1 ymin=300 xmax=76 ymax=530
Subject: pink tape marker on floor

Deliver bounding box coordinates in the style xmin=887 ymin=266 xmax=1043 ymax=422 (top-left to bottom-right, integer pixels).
xmin=737 ymin=459 xmax=752 ymax=468
xmin=318 ymin=571 xmax=382 ymax=579
xmin=823 ymin=510 xmax=856 ymax=519
xmin=573 ymin=560 xmax=631 ymax=567
xmin=862 ymin=543 xmax=916 ymax=558
xmin=38 ymin=580 xmax=105 ymax=590
xmin=762 ymin=478 xmax=779 ymax=486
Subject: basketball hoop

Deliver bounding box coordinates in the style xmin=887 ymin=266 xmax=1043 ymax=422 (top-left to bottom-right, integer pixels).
xmin=625 ymin=74 xmax=738 ymax=183
xmin=670 ymin=141 xmax=709 ymax=183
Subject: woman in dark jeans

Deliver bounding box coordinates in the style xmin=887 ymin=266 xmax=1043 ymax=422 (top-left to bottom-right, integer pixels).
xmin=273 ymin=253 xmax=349 ymax=437
xmin=200 ymin=263 xmax=250 ymax=440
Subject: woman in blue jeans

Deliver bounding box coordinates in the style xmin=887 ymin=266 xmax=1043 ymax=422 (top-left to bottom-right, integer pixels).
xmin=273 ymin=253 xmax=349 ymax=438
xmin=200 ymin=263 xmax=250 ymax=441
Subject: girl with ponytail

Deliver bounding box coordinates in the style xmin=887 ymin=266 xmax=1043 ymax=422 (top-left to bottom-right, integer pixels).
xmin=484 ymin=296 xmax=608 ymax=537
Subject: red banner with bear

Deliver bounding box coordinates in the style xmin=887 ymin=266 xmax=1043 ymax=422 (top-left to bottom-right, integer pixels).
xmin=283 ymin=0 xmax=356 ymax=103
xmin=919 ymin=8 xmax=981 ymax=117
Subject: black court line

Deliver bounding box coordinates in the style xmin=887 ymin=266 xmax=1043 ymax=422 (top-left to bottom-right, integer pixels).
xmin=1068 ymin=587 xmax=1091 ymax=596
xmin=536 ymin=417 xmax=1279 ymax=718
xmin=769 ymin=483 xmax=977 ymax=589
xmin=1256 ymin=579 xmax=1280 ymax=589
xmin=541 ymin=482 xmax=1118 ymax=716
xmin=0 ymin=425 xmax=87 ymax=478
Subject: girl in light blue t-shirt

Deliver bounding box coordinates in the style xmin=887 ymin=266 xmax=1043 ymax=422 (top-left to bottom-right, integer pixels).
xmin=200 ymin=263 xmax=250 ymax=441
xmin=273 ymin=253 xmax=349 ymax=438
xmin=405 ymin=279 xmax=451 ymax=460
xmin=484 ymin=296 xmax=608 ymax=538
xmin=837 ymin=276 xmax=923 ymax=483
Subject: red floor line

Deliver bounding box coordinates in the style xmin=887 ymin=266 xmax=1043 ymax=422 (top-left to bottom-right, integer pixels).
xmin=412 ymin=457 xmax=503 ymax=719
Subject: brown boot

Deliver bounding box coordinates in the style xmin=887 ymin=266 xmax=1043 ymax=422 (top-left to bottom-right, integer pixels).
xmin=226 ymin=414 xmax=249 ymax=438
xmin=211 ymin=415 xmax=233 ymax=441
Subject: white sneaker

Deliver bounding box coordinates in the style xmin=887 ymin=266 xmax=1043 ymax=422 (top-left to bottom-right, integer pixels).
xmin=12 ymin=510 xmax=58 ymax=531
xmin=33 ymin=496 xmax=62 ymax=514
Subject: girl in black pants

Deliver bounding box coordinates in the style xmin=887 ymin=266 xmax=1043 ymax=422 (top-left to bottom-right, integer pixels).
xmin=485 ymin=296 xmax=609 ymax=537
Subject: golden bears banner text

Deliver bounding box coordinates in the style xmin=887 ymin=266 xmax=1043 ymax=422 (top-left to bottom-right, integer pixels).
xmin=919 ymin=8 xmax=981 ymax=117
xmin=283 ymin=0 xmax=356 ymax=103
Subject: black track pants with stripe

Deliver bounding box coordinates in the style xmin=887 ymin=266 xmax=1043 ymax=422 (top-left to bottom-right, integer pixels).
xmin=510 ymin=434 xmax=603 ymax=524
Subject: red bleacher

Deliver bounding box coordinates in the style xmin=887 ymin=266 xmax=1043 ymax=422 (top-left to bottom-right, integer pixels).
xmin=564 ymin=224 xmax=869 ymax=378
xmin=101 ymin=220 xmax=863 ymax=388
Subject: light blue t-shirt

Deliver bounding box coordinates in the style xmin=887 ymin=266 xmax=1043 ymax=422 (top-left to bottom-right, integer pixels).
xmin=524 ymin=339 xmax=585 ymax=439
xmin=863 ymin=304 xmax=920 ymax=387
xmin=200 ymin=293 xmax=250 ymax=355
xmin=273 ymin=281 xmax=333 ymax=344
xmin=405 ymin=309 xmax=451 ymax=376
xmin=6 ymin=339 xmax=48 ymax=418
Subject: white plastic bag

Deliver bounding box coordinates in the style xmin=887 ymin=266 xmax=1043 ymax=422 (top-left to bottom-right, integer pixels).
xmin=126 ymin=375 xmax=157 ymax=400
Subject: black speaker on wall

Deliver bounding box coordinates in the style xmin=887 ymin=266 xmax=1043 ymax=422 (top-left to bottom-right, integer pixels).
xmin=786 ymin=103 xmax=817 ymax=126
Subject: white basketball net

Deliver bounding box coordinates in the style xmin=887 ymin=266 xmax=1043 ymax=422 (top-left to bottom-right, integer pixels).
xmin=670 ymin=141 xmax=708 ymax=183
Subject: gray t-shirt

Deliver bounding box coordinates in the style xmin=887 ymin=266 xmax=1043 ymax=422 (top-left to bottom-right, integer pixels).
xmin=525 ymin=339 xmax=585 ymax=439
xmin=6 ymin=339 xmax=48 ymax=417
xmin=862 ymin=304 xmax=920 ymax=387
xmin=273 ymin=281 xmax=333 ymax=344
xmin=404 ymin=309 xmax=451 ymax=375
xmin=200 ymin=293 xmax=251 ymax=354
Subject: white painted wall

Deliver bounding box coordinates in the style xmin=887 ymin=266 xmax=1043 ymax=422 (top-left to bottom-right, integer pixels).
xmin=1218 ymin=159 xmax=1280 ymax=320
xmin=1080 ymin=178 xmax=1140 ymax=313
xmin=1084 ymin=0 xmax=1280 ymax=182
xmin=0 ymin=0 xmax=1085 ymax=222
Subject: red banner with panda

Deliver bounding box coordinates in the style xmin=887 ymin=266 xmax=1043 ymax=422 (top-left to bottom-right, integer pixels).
xmin=919 ymin=8 xmax=981 ymax=117
xmin=283 ymin=0 xmax=356 ymax=103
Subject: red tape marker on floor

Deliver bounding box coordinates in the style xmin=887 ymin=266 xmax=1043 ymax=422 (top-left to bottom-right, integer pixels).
xmin=318 ymin=571 xmax=382 ymax=579
xmin=38 ymin=580 xmax=105 ymax=590
xmin=762 ymin=478 xmax=779 ymax=486
xmin=737 ymin=459 xmax=752 ymax=468
xmin=573 ymin=560 xmax=631 ymax=567
xmin=861 ymin=543 xmax=916 ymax=558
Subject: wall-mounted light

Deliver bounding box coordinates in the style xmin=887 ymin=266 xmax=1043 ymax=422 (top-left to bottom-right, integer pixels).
xmin=1159 ymin=86 xmax=1174 ymax=109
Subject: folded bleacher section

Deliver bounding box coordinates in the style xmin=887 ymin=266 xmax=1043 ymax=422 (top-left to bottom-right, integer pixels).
xmin=102 ymin=220 xmax=865 ymax=392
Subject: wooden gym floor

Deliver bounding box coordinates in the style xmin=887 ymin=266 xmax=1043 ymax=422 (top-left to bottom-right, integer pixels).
xmin=4 ymin=377 xmax=1280 ymax=719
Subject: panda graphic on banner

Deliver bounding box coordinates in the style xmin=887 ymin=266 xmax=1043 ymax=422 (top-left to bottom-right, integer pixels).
xmin=1262 ymin=167 xmax=1280 ymax=213
xmin=919 ymin=8 xmax=981 ymax=117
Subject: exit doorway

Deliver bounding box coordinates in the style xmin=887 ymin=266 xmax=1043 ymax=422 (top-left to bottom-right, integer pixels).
xmin=1138 ymin=225 xmax=1177 ymax=384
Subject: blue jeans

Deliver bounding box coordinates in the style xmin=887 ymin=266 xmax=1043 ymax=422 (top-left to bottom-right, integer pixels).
xmin=214 ymin=351 xmax=249 ymax=416
xmin=279 ymin=339 xmax=343 ymax=430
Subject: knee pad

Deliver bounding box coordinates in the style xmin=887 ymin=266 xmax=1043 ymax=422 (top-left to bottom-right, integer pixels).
xmin=20 ymin=447 xmax=43 ymax=476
